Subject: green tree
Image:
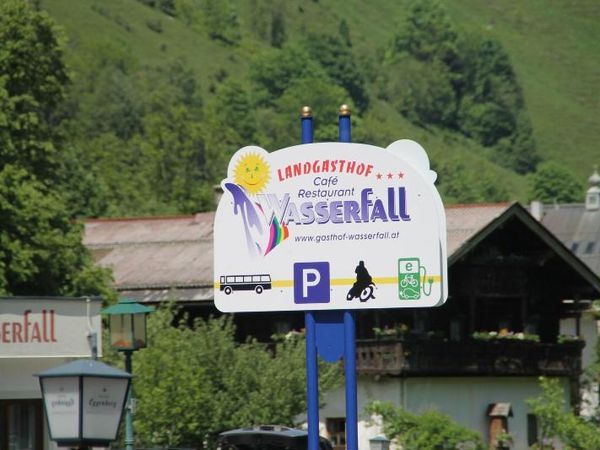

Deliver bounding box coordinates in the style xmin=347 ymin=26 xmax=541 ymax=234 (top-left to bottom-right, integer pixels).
xmin=380 ymin=56 xmax=456 ymax=126
xmin=458 ymin=37 xmax=540 ymax=173
xmin=255 ymin=77 xmax=354 ymax=149
xmin=390 ymin=0 xmax=460 ymax=68
xmin=304 ymin=33 xmax=369 ymax=111
xmin=433 ymin=157 xmax=510 ymax=204
xmin=206 ymin=79 xmax=256 ymax=145
xmin=104 ymin=306 xmax=342 ymax=448
xmin=202 ymin=0 xmax=240 ymax=44
xmin=383 ymin=0 xmax=539 ymax=174
xmin=270 ymin=2 xmax=287 ymax=48
xmin=0 ymin=0 xmax=113 ymax=298
xmin=527 ymin=161 xmax=584 ymax=204
xmin=0 ymin=165 xmax=112 ymax=297
xmin=367 ymin=401 xmax=485 ymax=450
xmin=249 ymin=45 xmax=326 ymax=104
xmin=339 ymin=19 xmax=352 ymax=47
xmin=526 ymin=377 xmax=600 ymax=449
xmin=0 ymin=0 xmax=68 ymax=184
xmin=141 ymin=99 xmax=213 ymax=213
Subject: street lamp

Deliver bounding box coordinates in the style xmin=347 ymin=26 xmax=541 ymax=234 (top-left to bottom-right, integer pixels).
xmin=36 ymin=359 xmax=131 ymax=449
xmin=369 ymin=435 xmax=391 ymax=450
xmin=102 ymin=298 xmax=154 ymax=450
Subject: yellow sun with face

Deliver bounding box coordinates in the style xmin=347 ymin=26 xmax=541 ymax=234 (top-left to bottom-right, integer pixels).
xmin=233 ymin=152 xmax=270 ymax=194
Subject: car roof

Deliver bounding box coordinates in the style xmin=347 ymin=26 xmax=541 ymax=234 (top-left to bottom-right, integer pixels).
xmin=220 ymin=425 xmax=307 ymax=438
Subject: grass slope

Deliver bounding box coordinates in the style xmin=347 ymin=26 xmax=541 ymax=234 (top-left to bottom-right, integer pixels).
xmin=41 ymin=0 xmax=249 ymax=90
xmin=40 ymin=0 xmax=596 ymax=201
xmin=444 ymin=0 xmax=600 ymax=180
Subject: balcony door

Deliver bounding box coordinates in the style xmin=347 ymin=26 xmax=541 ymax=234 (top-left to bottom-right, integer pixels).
xmin=0 ymin=399 xmax=43 ymax=450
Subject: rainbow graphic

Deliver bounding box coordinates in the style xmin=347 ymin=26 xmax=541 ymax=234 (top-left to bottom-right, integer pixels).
xmin=265 ymin=215 xmax=289 ymax=255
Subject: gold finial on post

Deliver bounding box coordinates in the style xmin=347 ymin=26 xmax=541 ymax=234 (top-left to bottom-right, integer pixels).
xmin=339 ymin=104 xmax=351 ymax=116
xmin=301 ymin=106 xmax=313 ymax=117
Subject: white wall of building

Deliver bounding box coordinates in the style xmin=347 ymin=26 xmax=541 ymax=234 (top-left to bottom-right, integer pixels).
xmin=320 ymin=376 xmax=570 ymax=450
xmin=0 ymin=358 xmax=69 ymax=400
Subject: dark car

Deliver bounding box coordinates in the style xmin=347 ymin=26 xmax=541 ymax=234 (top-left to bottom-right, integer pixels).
xmin=217 ymin=425 xmax=333 ymax=450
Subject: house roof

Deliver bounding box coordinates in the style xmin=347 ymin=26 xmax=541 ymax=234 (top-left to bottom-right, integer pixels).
xmin=84 ymin=202 xmax=600 ymax=303
xmin=445 ymin=203 xmax=510 ymax=256
xmin=540 ymin=204 xmax=600 ymax=275
xmin=84 ymin=214 xmax=214 ymax=296
xmin=450 ymin=202 xmax=600 ymax=296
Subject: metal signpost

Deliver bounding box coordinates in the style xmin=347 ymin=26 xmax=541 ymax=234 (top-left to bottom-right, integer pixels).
xmin=214 ymin=106 xmax=447 ymax=450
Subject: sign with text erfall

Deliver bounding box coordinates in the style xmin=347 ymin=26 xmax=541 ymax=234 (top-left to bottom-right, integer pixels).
xmin=213 ymin=140 xmax=447 ymax=312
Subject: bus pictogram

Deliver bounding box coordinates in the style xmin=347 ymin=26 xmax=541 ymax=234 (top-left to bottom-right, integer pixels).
xmin=220 ymin=274 xmax=272 ymax=295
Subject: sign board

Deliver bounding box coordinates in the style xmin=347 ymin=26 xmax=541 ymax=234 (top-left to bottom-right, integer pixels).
xmin=0 ymin=297 xmax=102 ymax=358
xmin=41 ymin=376 xmax=80 ymax=438
xmin=214 ymin=140 xmax=447 ymax=312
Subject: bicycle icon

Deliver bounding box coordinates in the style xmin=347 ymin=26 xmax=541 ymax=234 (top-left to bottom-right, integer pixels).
xmin=398 ymin=258 xmax=433 ymax=300
xmin=399 ymin=274 xmax=419 ymax=288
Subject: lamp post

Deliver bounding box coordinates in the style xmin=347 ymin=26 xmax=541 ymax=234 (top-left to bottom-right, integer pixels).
xmin=102 ymin=298 xmax=154 ymax=450
xmin=369 ymin=435 xmax=391 ymax=450
xmin=36 ymin=359 xmax=131 ymax=449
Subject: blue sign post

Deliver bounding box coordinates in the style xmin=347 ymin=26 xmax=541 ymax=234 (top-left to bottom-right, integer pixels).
xmin=303 ymin=105 xmax=359 ymax=450
xmin=214 ymin=104 xmax=448 ymax=450
xmin=301 ymin=106 xmax=321 ymax=450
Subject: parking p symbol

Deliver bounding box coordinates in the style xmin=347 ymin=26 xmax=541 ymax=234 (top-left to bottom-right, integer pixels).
xmin=294 ymin=262 xmax=330 ymax=304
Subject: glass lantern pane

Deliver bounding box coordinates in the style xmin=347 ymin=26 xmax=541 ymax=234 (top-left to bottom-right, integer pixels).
xmin=82 ymin=376 xmax=129 ymax=440
xmin=133 ymin=313 xmax=147 ymax=348
xmin=110 ymin=315 xmax=133 ymax=349
xmin=41 ymin=377 xmax=80 ymax=439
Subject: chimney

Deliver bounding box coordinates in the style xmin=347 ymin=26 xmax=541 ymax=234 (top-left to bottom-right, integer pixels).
xmin=585 ymin=167 xmax=600 ymax=211
xmin=530 ymin=200 xmax=543 ymax=221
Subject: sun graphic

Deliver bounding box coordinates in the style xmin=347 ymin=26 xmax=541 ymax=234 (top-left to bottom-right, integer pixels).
xmin=233 ymin=152 xmax=271 ymax=194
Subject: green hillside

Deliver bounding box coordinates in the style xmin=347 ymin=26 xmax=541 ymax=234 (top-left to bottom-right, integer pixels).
xmin=37 ymin=0 xmax=599 ymax=215
xmin=444 ymin=0 xmax=600 ymax=179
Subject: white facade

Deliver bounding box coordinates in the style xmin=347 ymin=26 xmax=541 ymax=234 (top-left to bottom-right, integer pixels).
xmin=320 ymin=376 xmax=569 ymax=450
xmin=0 ymin=297 xmax=101 ymax=450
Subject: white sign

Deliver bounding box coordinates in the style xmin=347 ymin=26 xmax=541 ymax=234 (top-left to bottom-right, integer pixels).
xmin=0 ymin=298 xmax=102 ymax=357
xmin=82 ymin=376 xmax=128 ymax=439
xmin=41 ymin=376 xmax=80 ymax=439
xmin=214 ymin=140 xmax=447 ymax=312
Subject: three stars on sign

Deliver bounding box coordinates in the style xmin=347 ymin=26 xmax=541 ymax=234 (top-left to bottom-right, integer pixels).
xmin=375 ymin=172 xmax=404 ymax=180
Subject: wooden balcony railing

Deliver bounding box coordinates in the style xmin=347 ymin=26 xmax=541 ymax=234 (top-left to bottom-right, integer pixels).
xmin=356 ymin=339 xmax=584 ymax=377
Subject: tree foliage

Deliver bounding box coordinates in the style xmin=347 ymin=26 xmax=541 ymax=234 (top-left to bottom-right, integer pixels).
xmin=141 ymin=0 xmax=241 ymax=44
xmin=104 ymin=306 xmax=342 ymax=448
xmin=381 ymin=0 xmax=539 ymax=173
xmin=367 ymin=401 xmax=485 ymax=450
xmin=0 ymin=0 xmax=113 ymax=299
xmin=526 ymin=377 xmax=600 ymax=450
xmin=0 ymin=165 xmax=112 ymax=297
xmin=0 ymin=0 xmax=67 ymax=183
xmin=16 ymin=0 xmax=567 ymax=216
xmin=304 ymin=33 xmax=369 ymax=111
xmin=527 ymin=161 xmax=583 ymax=204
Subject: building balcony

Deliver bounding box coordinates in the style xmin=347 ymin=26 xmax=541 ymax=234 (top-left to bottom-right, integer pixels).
xmin=356 ymin=338 xmax=584 ymax=377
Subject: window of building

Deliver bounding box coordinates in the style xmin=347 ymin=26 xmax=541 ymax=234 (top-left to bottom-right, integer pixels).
xmin=584 ymin=242 xmax=595 ymax=254
xmin=571 ymin=242 xmax=579 ymax=253
xmin=527 ymin=414 xmax=538 ymax=447
xmin=326 ymin=417 xmax=346 ymax=450
xmin=0 ymin=399 xmax=43 ymax=450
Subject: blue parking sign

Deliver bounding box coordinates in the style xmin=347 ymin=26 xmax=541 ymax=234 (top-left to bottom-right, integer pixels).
xmin=294 ymin=262 xmax=330 ymax=304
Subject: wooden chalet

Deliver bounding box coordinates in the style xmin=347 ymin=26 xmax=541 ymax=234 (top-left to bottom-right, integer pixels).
xmin=84 ymin=201 xmax=600 ymax=449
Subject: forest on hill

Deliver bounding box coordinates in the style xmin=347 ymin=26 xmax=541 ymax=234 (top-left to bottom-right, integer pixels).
xmin=9 ymin=0 xmax=599 ymax=218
